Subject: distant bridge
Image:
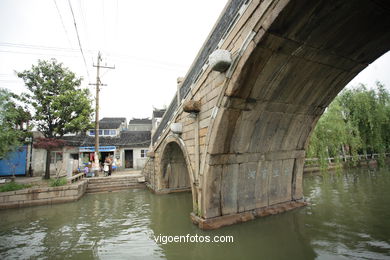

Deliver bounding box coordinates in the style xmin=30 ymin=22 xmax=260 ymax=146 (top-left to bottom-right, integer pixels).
xmin=143 ymin=0 xmax=390 ymax=229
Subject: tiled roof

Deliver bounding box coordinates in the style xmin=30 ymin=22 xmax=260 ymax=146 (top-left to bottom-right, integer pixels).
xmin=98 ymin=121 xmax=123 ymax=129
xmin=62 ymin=131 xmax=150 ymax=148
xmin=153 ymin=109 xmax=166 ymax=118
xmin=93 ymin=117 xmax=127 ymax=129
xmin=100 ymin=117 xmax=126 ymax=122
xmin=129 ymin=118 xmax=152 ymax=125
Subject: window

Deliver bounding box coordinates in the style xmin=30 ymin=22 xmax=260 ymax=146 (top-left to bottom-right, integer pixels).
xmin=89 ymin=130 xmax=103 ymax=136
xmin=64 ymin=132 xmax=76 ymax=136
xmin=141 ymin=149 xmax=148 ymax=158
xmin=102 ymin=129 xmax=116 ymax=136
xmin=50 ymin=152 xmax=63 ymax=164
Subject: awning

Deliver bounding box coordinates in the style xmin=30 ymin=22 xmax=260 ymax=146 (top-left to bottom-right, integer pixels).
xmin=79 ymin=146 xmax=116 ymax=152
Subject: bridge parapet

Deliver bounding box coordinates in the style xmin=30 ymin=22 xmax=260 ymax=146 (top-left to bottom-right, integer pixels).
xmin=152 ymin=0 xmax=249 ymax=145
xmin=143 ymin=0 xmax=390 ymax=229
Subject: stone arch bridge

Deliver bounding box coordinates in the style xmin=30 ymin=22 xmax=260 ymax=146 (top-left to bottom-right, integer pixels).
xmin=142 ymin=0 xmax=390 ymax=229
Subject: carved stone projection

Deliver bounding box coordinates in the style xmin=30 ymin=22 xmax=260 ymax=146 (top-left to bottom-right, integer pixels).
xmin=143 ymin=0 xmax=390 ymax=229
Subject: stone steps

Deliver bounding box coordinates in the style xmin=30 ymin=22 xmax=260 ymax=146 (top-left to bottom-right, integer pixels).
xmin=86 ymin=175 xmax=145 ymax=193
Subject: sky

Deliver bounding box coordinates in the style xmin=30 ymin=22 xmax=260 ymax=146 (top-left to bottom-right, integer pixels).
xmin=0 ymin=0 xmax=389 ymax=121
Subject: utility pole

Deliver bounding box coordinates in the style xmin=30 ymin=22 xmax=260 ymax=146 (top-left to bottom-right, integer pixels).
xmin=89 ymin=51 xmax=115 ymax=176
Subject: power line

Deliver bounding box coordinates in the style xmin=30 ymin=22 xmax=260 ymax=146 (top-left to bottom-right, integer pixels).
xmin=0 ymin=49 xmax=85 ymax=59
xmin=78 ymin=0 xmax=90 ymax=49
xmin=0 ymin=42 xmax=82 ymax=53
xmin=115 ymin=0 xmax=119 ymax=51
xmin=102 ymin=0 xmax=107 ymax=51
xmin=53 ymin=0 xmax=73 ymax=48
xmin=0 ymin=42 xmax=187 ymax=69
xmin=68 ymin=0 xmax=90 ymax=80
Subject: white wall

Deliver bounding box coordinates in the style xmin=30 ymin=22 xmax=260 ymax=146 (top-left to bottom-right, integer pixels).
xmin=32 ymin=147 xmax=79 ymax=177
xmin=120 ymin=147 xmax=148 ymax=170
xmin=127 ymin=124 xmax=152 ymax=131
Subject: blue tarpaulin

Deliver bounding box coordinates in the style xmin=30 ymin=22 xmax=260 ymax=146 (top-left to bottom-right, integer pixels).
xmin=79 ymin=146 xmax=116 ymax=152
xmin=0 ymin=146 xmax=27 ymax=176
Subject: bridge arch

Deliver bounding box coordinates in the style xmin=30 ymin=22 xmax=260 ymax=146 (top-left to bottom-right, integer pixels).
xmin=199 ymin=0 xmax=390 ymax=225
xmin=158 ymin=135 xmax=197 ymax=210
xmin=144 ymin=0 xmax=390 ymax=229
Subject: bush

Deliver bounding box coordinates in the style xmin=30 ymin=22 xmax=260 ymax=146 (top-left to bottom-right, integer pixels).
xmin=49 ymin=177 xmax=68 ymax=187
xmin=0 ymin=181 xmax=31 ymax=192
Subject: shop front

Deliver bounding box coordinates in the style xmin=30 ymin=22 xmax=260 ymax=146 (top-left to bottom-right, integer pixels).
xmin=79 ymin=146 xmax=117 ymax=167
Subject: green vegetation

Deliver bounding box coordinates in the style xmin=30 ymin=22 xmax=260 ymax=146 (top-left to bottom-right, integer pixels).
xmin=0 ymin=89 xmax=31 ymax=159
xmin=49 ymin=177 xmax=68 ymax=187
xmin=0 ymin=181 xmax=32 ymax=192
xmin=17 ymin=59 xmax=93 ymax=179
xmin=307 ymin=82 xmax=390 ymax=168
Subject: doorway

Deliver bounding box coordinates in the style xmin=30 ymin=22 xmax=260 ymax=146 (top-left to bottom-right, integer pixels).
xmin=125 ymin=150 xmax=133 ymax=168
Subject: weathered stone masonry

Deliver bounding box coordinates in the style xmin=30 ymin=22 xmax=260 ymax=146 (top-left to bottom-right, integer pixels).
xmin=143 ymin=0 xmax=390 ymax=229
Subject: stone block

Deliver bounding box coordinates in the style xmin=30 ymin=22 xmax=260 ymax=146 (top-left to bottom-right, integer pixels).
xmin=183 ymin=100 xmax=201 ymax=113
xmin=237 ymin=162 xmax=257 ymax=212
xmin=170 ymin=123 xmax=183 ymax=134
xmin=202 ymin=165 xmax=222 ymax=218
xmin=199 ymin=127 xmax=208 ymax=137
xmin=147 ymin=151 xmax=155 ymax=158
xmin=209 ymin=49 xmax=232 ymax=72
xmin=221 ymin=164 xmax=239 ymax=215
xmin=8 ymin=194 xmax=27 ymax=202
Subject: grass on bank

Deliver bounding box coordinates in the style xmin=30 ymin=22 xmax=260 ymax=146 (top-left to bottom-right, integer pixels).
xmin=0 ymin=176 xmax=68 ymax=192
xmin=48 ymin=177 xmax=68 ymax=187
xmin=0 ymin=181 xmax=32 ymax=192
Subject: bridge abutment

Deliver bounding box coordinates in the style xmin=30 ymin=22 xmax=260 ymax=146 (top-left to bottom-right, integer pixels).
xmin=143 ymin=0 xmax=390 ymax=229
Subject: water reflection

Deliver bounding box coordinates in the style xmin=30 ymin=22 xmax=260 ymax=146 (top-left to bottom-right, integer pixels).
xmin=0 ymin=167 xmax=389 ymax=259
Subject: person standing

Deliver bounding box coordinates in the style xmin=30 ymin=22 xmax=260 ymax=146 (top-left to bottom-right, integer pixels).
xmin=108 ymin=156 xmax=113 ymax=176
xmin=103 ymin=158 xmax=109 ymax=176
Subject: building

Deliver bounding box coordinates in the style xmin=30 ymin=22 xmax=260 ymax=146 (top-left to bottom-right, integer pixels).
xmin=128 ymin=118 xmax=152 ymax=131
xmin=151 ymin=108 xmax=166 ymax=134
xmin=31 ymin=117 xmax=151 ymax=177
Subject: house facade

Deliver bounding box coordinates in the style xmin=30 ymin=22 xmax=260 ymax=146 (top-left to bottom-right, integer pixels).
xmin=31 ymin=117 xmax=151 ymax=177
xmin=128 ymin=118 xmax=152 ymax=132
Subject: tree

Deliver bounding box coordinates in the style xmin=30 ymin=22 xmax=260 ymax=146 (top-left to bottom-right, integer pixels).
xmin=307 ymin=96 xmax=361 ymax=169
xmin=0 ymin=88 xmax=31 ymax=159
xmin=18 ymin=59 xmax=93 ymax=179
xmin=307 ymin=82 xmax=390 ymax=168
xmin=339 ymin=83 xmax=390 ymax=163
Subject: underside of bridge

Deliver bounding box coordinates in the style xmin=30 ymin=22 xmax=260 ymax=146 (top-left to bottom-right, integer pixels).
xmin=144 ymin=0 xmax=390 ymax=229
xmin=194 ymin=0 xmax=390 ymax=229
xmin=161 ymin=141 xmax=191 ymax=191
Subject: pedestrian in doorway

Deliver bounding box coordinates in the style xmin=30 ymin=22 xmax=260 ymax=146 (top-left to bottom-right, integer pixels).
xmin=103 ymin=158 xmax=110 ymax=177
xmin=108 ymin=156 xmax=113 ymax=176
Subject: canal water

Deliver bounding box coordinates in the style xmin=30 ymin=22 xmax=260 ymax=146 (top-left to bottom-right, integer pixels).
xmin=1 ymin=167 xmax=390 ymax=260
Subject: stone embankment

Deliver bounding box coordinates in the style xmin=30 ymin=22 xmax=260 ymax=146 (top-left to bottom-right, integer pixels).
xmin=0 ymin=173 xmax=146 ymax=209
xmin=86 ymin=174 xmax=145 ymax=193
xmin=0 ymin=180 xmax=87 ymax=209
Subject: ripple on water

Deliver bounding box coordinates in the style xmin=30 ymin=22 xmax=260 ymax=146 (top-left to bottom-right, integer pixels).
xmin=1 ymin=169 xmax=390 ymax=259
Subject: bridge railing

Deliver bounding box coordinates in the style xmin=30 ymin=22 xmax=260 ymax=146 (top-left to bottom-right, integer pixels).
xmin=152 ymin=96 xmax=178 ymax=144
xmin=305 ymin=153 xmax=390 ymax=166
xmin=152 ymin=0 xmax=249 ymax=145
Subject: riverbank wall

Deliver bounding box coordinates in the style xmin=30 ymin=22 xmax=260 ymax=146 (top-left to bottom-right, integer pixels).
xmin=304 ymin=154 xmax=390 ymax=173
xmin=0 ymin=173 xmax=146 ymax=209
xmin=0 ymin=180 xmax=87 ymax=209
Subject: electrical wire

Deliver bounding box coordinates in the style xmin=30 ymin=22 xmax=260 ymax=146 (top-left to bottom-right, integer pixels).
xmin=68 ymin=0 xmax=91 ymax=80
xmin=53 ymin=0 xmax=73 ymax=49
xmin=78 ymin=0 xmax=90 ymax=49
xmin=0 ymin=42 xmax=187 ymax=70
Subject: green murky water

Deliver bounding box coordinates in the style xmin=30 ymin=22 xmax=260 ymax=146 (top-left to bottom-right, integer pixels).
xmin=1 ymin=167 xmax=390 ymax=259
